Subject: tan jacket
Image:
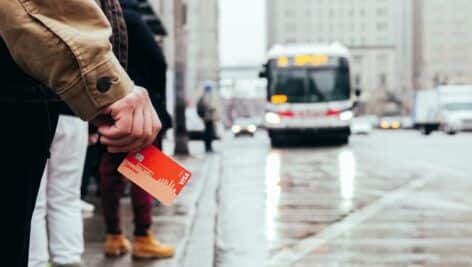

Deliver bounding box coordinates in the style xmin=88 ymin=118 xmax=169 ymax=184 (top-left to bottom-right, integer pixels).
xmin=0 ymin=0 xmax=134 ymax=120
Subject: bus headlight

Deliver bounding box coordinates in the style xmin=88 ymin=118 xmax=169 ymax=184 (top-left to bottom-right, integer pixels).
xmin=339 ymin=111 xmax=353 ymax=121
xmin=265 ymin=112 xmax=281 ymax=124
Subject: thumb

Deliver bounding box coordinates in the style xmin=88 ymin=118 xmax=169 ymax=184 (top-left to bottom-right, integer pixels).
xmin=101 ymin=105 xmax=113 ymax=116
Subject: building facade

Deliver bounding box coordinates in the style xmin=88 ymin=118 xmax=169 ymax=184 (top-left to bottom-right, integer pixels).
xmin=413 ymin=0 xmax=472 ymax=90
xmin=266 ymin=0 xmax=413 ymax=114
xmin=150 ymin=0 xmax=220 ymax=106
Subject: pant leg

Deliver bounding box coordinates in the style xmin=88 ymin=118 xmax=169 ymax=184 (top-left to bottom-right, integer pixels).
xmin=131 ymin=184 xmax=153 ymax=236
xmin=100 ymin=153 xmax=127 ymax=234
xmin=204 ymin=121 xmax=214 ymax=151
xmin=28 ymin=167 xmax=50 ymax=267
xmin=46 ymin=115 xmax=88 ymax=265
xmin=0 ymin=102 xmax=59 ymax=267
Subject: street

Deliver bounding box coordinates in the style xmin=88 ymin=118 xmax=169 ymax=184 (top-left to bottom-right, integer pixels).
xmin=209 ymin=129 xmax=472 ymax=267
xmin=84 ymin=129 xmax=472 ymax=267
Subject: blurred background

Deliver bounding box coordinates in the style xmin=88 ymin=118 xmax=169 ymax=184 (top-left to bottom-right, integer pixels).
xmin=84 ymin=0 xmax=472 ymax=266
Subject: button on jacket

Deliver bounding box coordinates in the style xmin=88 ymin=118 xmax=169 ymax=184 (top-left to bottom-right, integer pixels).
xmin=0 ymin=0 xmax=134 ymax=120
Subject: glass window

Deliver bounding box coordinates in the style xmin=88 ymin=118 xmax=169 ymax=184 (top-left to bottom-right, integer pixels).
xmin=270 ymin=67 xmax=351 ymax=103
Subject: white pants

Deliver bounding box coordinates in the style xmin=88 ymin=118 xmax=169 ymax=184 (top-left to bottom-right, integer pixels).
xmin=29 ymin=115 xmax=88 ymax=267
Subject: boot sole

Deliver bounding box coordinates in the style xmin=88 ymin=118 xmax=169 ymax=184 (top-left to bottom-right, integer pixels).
xmin=132 ymin=253 xmax=174 ymax=260
xmin=105 ymin=249 xmax=129 ymax=258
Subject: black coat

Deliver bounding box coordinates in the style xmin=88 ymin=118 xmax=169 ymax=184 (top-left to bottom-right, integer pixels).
xmin=121 ymin=3 xmax=172 ymax=130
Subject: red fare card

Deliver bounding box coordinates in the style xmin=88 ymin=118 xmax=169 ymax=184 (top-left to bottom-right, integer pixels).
xmin=118 ymin=146 xmax=192 ymax=206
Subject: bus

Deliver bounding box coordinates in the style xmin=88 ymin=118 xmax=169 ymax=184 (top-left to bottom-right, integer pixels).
xmin=259 ymin=43 xmax=360 ymax=147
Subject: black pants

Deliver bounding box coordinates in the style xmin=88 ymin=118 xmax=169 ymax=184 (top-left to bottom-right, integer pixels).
xmin=203 ymin=121 xmax=215 ymax=152
xmin=0 ymin=101 xmax=59 ymax=266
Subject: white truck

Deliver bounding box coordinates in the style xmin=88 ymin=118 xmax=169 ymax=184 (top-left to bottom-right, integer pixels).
xmin=413 ymin=85 xmax=472 ymax=135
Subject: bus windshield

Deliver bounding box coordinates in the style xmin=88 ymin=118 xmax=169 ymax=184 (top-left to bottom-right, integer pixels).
xmin=270 ymin=67 xmax=350 ymax=103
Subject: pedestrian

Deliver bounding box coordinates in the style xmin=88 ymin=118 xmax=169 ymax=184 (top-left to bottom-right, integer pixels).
xmin=28 ymin=115 xmax=88 ymax=267
xmin=100 ymin=0 xmax=174 ymax=259
xmin=197 ymin=81 xmax=222 ymax=152
xmin=0 ymin=1 xmax=161 ymax=266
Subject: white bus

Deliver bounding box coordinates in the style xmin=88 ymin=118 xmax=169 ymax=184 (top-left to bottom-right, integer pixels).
xmin=259 ymin=43 xmax=360 ymax=146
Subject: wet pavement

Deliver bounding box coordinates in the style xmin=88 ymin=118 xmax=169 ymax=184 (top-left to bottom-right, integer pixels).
xmin=83 ymin=130 xmax=472 ymax=267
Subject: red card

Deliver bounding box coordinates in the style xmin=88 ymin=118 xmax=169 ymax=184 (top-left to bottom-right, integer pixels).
xmin=118 ymin=146 xmax=192 ymax=206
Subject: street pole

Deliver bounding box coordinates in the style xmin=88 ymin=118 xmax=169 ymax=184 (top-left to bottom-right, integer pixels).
xmin=173 ymin=0 xmax=190 ymax=155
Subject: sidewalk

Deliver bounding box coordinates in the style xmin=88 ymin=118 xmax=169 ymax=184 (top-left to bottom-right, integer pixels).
xmin=82 ymin=140 xmax=221 ymax=267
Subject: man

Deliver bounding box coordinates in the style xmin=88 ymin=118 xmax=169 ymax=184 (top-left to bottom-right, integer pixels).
xmin=100 ymin=0 xmax=175 ymax=260
xmin=29 ymin=115 xmax=89 ymax=267
xmin=197 ymin=81 xmax=221 ymax=152
xmin=0 ymin=1 xmax=160 ymax=265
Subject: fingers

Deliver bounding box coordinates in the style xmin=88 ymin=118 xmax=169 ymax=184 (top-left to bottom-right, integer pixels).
xmin=99 ymin=86 xmax=162 ymax=153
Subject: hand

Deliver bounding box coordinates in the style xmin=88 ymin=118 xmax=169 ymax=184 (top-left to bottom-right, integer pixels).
xmin=93 ymin=86 xmax=161 ymax=153
xmin=88 ymin=133 xmax=99 ymax=146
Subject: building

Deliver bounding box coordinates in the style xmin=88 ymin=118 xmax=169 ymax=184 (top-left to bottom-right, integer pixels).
xmin=413 ymin=0 xmax=472 ymax=90
xmin=266 ymin=0 xmax=413 ymax=114
xmin=150 ymin=0 xmax=220 ymax=108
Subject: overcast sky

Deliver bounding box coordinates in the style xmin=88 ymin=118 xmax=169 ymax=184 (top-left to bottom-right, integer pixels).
xmin=219 ymin=0 xmax=266 ymax=67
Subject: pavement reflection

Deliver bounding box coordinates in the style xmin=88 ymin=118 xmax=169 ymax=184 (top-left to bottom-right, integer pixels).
xmin=266 ymin=151 xmax=282 ymax=242
xmin=338 ymin=149 xmax=356 ymax=213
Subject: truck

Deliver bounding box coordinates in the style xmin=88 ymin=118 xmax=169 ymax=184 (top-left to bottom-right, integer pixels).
xmin=413 ymin=85 xmax=472 ymax=135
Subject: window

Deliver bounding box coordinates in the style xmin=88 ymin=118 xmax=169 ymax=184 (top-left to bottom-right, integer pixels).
xmin=376 ymin=8 xmax=388 ymax=17
xmin=353 ymin=55 xmax=363 ymax=65
xmin=355 ymin=74 xmax=361 ymax=87
xmin=285 ymin=8 xmax=296 ymax=17
xmin=378 ymin=73 xmax=387 ymax=88
xmin=377 ymin=22 xmax=388 ymax=31
xmin=286 ymin=23 xmax=297 ymax=32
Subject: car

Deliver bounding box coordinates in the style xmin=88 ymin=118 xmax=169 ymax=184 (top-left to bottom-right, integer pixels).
xmin=231 ymin=118 xmax=257 ymax=137
xmin=351 ymin=117 xmax=373 ymax=135
xmin=379 ymin=117 xmax=402 ymax=130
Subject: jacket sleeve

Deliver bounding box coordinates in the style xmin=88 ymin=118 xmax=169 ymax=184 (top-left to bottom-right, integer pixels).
xmin=0 ymin=0 xmax=133 ymax=120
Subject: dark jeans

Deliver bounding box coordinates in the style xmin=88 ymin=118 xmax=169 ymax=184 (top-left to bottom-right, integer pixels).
xmin=203 ymin=121 xmax=215 ymax=152
xmin=100 ymin=153 xmax=153 ymax=236
xmin=1 ymin=101 xmax=59 ymax=267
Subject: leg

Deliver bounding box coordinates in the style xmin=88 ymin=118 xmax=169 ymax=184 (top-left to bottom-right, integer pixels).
xmin=131 ymin=184 xmax=153 ymax=236
xmin=100 ymin=152 xmax=131 ymax=257
xmin=47 ymin=115 xmax=88 ymax=265
xmin=0 ymin=102 xmax=58 ymax=267
xmin=28 ymin=167 xmax=50 ymax=267
xmin=100 ymin=153 xmax=127 ymax=234
xmin=204 ymin=121 xmax=213 ymax=152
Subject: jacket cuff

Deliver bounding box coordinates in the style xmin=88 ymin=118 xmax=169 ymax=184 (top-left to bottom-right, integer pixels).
xmin=58 ymin=56 xmax=133 ymax=121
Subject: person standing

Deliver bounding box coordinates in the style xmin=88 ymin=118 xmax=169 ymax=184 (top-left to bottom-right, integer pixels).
xmin=100 ymin=0 xmax=174 ymax=260
xmin=28 ymin=115 xmax=88 ymax=267
xmin=197 ymin=81 xmax=222 ymax=152
xmin=0 ymin=1 xmax=161 ymax=265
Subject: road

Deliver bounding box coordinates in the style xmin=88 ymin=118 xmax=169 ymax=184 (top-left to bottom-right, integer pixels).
xmin=202 ymin=129 xmax=472 ymax=267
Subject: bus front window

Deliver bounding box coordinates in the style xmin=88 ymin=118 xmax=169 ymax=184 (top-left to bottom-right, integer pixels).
xmin=271 ymin=68 xmax=307 ymax=101
xmin=308 ymin=68 xmax=350 ymax=102
xmin=270 ymin=67 xmax=350 ymax=103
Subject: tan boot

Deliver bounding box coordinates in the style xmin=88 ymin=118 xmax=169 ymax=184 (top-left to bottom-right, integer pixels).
xmin=104 ymin=234 xmax=131 ymax=257
xmin=132 ymin=232 xmax=175 ymax=259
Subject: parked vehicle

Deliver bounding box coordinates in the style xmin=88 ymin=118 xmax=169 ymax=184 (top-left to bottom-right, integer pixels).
xmin=413 ymin=85 xmax=472 ymax=135
xmin=413 ymin=89 xmax=440 ymax=135
xmin=351 ymin=117 xmax=373 ymax=135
